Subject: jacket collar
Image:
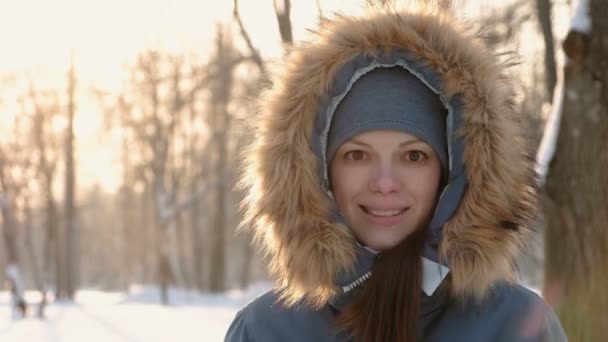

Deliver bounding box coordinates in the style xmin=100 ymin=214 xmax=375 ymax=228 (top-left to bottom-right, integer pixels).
xmin=329 ymin=245 xmax=450 ymax=313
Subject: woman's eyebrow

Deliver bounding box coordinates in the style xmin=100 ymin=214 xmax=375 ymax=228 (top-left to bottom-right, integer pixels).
xmin=346 ymin=137 xmax=424 ymax=147
xmin=346 ymin=139 xmax=371 ymax=147
xmin=399 ymin=138 xmax=423 ymax=147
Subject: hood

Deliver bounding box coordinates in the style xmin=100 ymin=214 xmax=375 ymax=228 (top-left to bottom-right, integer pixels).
xmin=239 ymin=5 xmax=537 ymax=308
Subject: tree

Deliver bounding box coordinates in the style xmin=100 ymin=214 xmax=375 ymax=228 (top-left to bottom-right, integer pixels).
xmin=100 ymin=49 xmax=213 ymax=302
xmin=0 ymin=147 xmax=28 ymax=318
xmin=22 ymin=196 xmax=48 ymax=318
xmin=0 ymin=109 xmax=45 ymax=317
xmin=231 ymin=0 xmax=295 ymax=290
xmin=64 ymin=52 xmax=78 ymax=299
xmin=25 ymin=86 xmax=67 ymax=300
xmin=208 ymin=25 xmax=239 ymax=293
xmin=535 ymin=0 xmax=557 ymax=100
xmin=128 ymin=50 xmax=186 ymax=304
xmin=542 ymin=0 xmax=608 ymax=340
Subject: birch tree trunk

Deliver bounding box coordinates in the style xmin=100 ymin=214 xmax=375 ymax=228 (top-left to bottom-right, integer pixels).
xmin=543 ymin=1 xmax=608 ymax=340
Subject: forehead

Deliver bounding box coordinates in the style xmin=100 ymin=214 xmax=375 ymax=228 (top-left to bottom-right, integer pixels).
xmin=343 ymin=130 xmax=425 ymax=146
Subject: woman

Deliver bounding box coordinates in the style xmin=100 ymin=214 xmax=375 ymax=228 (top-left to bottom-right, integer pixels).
xmin=226 ymin=3 xmax=566 ymax=341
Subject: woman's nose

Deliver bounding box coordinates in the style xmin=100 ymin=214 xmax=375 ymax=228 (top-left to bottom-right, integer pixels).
xmin=368 ymin=164 xmax=400 ymax=194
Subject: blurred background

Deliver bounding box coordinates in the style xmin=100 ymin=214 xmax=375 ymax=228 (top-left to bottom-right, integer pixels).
xmin=0 ymin=0 xmax=605 ymax=341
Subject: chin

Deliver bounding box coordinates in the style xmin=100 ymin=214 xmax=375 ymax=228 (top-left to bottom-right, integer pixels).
xmin=359 ymin=229 xmax=417 ymax=251
xmin=363 ymin=238 xmax=401 ymax=252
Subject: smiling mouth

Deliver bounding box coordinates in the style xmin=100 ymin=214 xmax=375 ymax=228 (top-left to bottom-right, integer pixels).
xmin=360 ymin=206 xmax=408 ymax=217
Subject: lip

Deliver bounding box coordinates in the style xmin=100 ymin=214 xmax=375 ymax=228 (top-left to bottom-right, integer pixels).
xmin=359 ymin=205 xmax=409 ymax=227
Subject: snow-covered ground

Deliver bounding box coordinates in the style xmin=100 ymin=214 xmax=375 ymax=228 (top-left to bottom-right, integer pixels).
xmin=0 ymin=282 xmax=271 ymax=342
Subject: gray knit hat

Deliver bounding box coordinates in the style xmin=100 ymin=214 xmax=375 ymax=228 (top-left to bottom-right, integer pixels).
xmin=327 ymin=66 xmax=448 ymax=172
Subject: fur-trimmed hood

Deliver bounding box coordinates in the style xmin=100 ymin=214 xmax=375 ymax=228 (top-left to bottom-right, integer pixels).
xmin=240 ymin=5 xmax=536 ymax=308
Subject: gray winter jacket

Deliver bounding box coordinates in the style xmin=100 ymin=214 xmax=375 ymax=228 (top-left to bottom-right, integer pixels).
xmin=225 ymin=248 xmax=566 ymax=341
xmin=227 ymin=4 xmax=567 ymax=342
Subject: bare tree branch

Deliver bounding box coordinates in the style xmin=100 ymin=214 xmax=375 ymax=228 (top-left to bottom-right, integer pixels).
xmin=273 ymin=0 xmax=293 ymax=44
xmin=233 ymin=0 xmax=268 ymax=77
xmin=315 ymin=0 xmax=323 ymax=20
xmin=366 ymin=0 xmax=392 ymax=8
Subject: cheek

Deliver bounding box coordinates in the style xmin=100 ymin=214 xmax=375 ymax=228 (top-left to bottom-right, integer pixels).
xmin=330 ymin=173 xmax=352 ymax=209
xmin=329 ymin=166 xmax=365 ymax=209
xmin=410 ymin=171 xmax=441 ymax=208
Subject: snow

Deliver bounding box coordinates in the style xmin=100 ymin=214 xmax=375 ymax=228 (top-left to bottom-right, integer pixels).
xmin=535 ymin=69 xmax=565 ymax=184
xmin=0 ymin=282 xmax=271 ymax=342
xmin=570 ymin=0 xmax=591 ymax=34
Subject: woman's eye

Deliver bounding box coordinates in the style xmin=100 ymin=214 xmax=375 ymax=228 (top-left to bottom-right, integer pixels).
xmin=404 ymin=150 xmax=426 ymax=162
xmin=346 ymin=150 xmax=366 ymax=161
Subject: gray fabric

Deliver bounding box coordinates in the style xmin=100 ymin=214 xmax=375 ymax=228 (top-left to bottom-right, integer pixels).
xmin=326 ymin=67 xmax=448 ymax=173
xmin=225 ymin=270 xmax=568 ymax=342
xmin=226 ymin=244 xmax=567 ymax=341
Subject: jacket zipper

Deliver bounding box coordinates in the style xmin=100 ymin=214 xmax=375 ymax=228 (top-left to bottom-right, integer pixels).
xmin=342 ymin=271 xmax=371 ymax=293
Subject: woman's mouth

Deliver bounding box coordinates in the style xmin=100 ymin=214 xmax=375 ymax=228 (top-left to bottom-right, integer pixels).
xmin=360 ymin=205 xmax=408 ymax=226
xmin=361 ymin=206 xmax=407 ymax=216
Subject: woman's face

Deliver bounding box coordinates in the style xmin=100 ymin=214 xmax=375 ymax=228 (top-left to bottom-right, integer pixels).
xmin=329 ymin=130 xmax=442 ymax=251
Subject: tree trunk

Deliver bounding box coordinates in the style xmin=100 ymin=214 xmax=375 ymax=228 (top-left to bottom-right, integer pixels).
xmin=64 ymin=52 xmax=78 ymax=299
xmin=119 ymin=132 xmax=134 ymax=290
xmin=120 ymin=183 xmax=135 ymax=290
xmin=28 ymin=93 xmax=65 ymax=300
xmin=536 ymin=0 xmax=557 ymax=100
xmin=0 ymin=195 xmax=27 ymax=318
xmin=210 ymin=130 xmax=227 ymax=292
xmin=543 ymin=1 xmax=608 ymax=340
xmin=190 ymin=194 xmax=204 ymax=290
xmin=141 ymin=185 xmax=151 ymax=283
xmin=155 ymin=182 xmax=173 ymax=305
xmin=23 ymin=201 xmax=48 ymax=318
xmin=175 ymin=209 xmax=190 ymax=287
xmin=40 ymin=170 xmax=66 ymax=300
xmin=50 ymin=188 xmax=66 ymax=299
xmin=209 ymin=26 xmax=236 ymax=293
xmin=0 ymin=161 xmax=26 ymax=317
xmin=273 ymin=0 xmax=293 ymax=44
xmin=167 ymin=215 xmax=185 ymax=288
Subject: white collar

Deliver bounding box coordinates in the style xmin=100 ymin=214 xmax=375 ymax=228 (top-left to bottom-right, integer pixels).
xmin=421 ymin=256 xmax=449 ymax=296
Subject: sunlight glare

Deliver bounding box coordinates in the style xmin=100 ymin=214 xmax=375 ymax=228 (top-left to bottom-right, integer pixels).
xmin=0 ymin=0 xmax=519 ymax=195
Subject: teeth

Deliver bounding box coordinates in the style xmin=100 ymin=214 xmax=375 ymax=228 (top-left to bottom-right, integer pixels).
xmin=368 ymin=209 xmax=403 ymax=216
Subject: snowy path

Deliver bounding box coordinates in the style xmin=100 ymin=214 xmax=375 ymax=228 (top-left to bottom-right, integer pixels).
xmin=0 ymin=283 xmax=270 ymax=342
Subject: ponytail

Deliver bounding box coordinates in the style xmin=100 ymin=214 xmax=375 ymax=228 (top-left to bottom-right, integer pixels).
xmin=337 ymin=227 xmax=427 ymax=342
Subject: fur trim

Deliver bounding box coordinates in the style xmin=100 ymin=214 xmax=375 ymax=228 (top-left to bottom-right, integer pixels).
xmin=239 ymin=4 xmax=536 ymax=307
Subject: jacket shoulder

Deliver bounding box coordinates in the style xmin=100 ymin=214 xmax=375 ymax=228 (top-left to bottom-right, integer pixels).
xmin=224 ymin=290 xmax=280 ymax=342
xmin=487 ymin=282 xmax=567 ymax=342
xmin=224 ymin=290 xmax=338 ymax=342
xmin=431 ymin=282 xmax=566 ymax=342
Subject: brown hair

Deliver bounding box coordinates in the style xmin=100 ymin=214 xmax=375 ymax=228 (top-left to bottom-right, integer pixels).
xmin=336 ymin=227 xmax=427 ymax=342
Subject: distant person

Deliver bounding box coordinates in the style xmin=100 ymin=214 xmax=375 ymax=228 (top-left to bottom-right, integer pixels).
xmin=226 ymin=3 xmax=567 ymax=341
